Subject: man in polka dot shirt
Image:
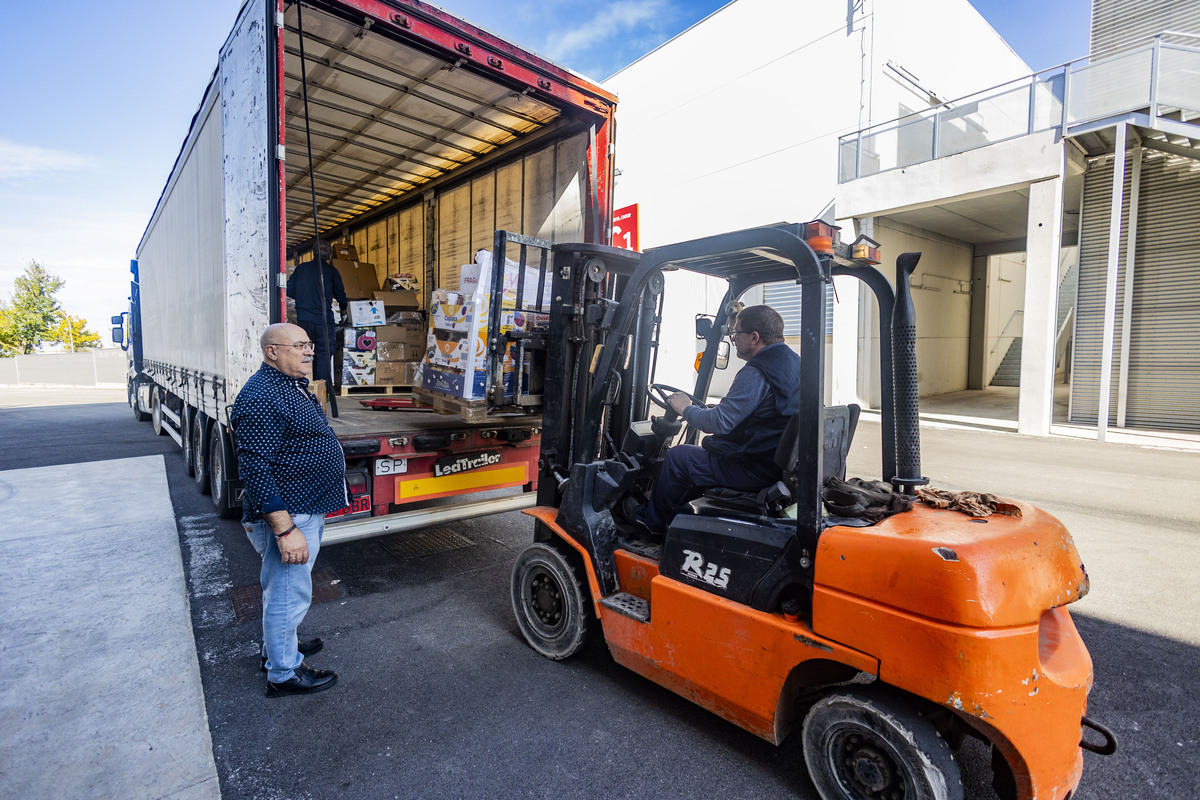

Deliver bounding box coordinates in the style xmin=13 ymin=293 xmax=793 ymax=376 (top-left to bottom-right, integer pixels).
xmin=231 ymin=322 xmax=349 ymax=697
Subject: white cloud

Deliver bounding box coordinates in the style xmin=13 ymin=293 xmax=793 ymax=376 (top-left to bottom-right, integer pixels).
xmin=541 ymin=0 xmax=674 ymax=62
xmin=0 ymin=138 xmax=94 ymax=181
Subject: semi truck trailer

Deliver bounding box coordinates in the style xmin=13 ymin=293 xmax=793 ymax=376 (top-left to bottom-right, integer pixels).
xmin=115 ymin=0 xmax=616 ymax=542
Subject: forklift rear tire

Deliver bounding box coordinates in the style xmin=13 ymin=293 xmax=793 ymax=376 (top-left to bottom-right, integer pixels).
xmin=511 ymin=542 xmax=594 ymax=660
xmin=802 ymin=687 xmax=963 ymax=800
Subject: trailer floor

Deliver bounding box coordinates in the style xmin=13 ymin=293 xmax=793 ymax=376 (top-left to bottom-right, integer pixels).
xmin=326 ymin=392 xmax=540 ymax=438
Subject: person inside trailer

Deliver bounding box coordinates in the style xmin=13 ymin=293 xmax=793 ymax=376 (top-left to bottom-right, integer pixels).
xmin=639 ymin=305 xmax=801 ymax=534
xmin=287 ymin=240 xmax=348 ymax=384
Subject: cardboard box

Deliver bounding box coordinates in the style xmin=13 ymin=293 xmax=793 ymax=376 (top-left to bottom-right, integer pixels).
xmin=429 ymin=289 xmax=476 ymax=334
xmin=376 ymin=339 xmax=424 ymax=362
xmin=332 ymin=258 xmax=380 ymax=300
xmin=373 ymin=290 xmax=420 ymax=309
xmin=461 ymin=250 xmax=552 ymax=309
xmin=374 ymin=324 xmax=425 ymax=346
xmin=421 ymin=288 xmax=535 ymax=400
xmin=333 ymin=242 xmax=359 ymax=261
xmin=375 ymin=360 xmax=420 ymax=385
xmin=349 ymin=300 xmax=386 ymax=327
xmin=341 ymin=348 xmax=376 ymax=386
xmin=309 ymin=378 xmax=331 ymax=417
xmin=346 ymin=329 xmax=376 ymax=351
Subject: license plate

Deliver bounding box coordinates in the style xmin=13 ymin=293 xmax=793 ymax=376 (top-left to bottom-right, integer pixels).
xmin=375 ymin=457 xmax=409 ymax=476
xmin=327 ymin=494 xmax=371 ymax=520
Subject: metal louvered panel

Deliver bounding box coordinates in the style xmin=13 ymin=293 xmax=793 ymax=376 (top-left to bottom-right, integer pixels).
xmin=763 ymin=282 xmax=832 ymax=336
xmin=1123 ymin=153 xmax=1200 ymax=430
xmin=1090 ymin=0 xmax=1200 ymax=57
xmin=1071 ymin=151 xmax=1200 ymax=431
xmin=1071 ymin=155 xmax=1132 ymax=426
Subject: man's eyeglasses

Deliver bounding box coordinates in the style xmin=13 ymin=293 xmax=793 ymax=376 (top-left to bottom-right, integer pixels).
xmin=729 ymin=328 xmax=752 ymax=339
xmin=271 ymin=341 xmax=316 ymax=352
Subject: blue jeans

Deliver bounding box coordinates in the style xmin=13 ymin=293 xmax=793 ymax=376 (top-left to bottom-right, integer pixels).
xmin=244 ymin=513 xmax=324 ymax=683
xmin=643 ymin=444 xmax=778 ymax=532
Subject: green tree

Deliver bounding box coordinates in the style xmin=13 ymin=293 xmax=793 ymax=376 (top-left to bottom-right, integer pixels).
xmin=47 ymin=314 xmax=102 ymax=351
xmin=0 ymin=261 xmax=72 ymax=355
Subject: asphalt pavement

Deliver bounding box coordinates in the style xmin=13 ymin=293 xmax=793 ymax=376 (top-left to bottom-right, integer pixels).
xmin=0 ymin=387 xmax=1197 ymax=799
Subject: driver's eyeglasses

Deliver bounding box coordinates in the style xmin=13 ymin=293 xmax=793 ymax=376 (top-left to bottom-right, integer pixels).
xmin=272 ymin=341 xmax=316 ymax=352
xmin=729 ymin=329 xmax=750 ymax=339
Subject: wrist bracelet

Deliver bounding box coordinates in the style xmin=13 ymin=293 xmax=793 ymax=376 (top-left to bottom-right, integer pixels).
xmin=275 ymin=524 xmax=298 ymax=540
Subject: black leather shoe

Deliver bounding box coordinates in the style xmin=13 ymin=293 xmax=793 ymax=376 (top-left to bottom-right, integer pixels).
xmin=260 ymin=637 xmax=324 ymax=672
xmin=265 ymin=662 xmax=338 ymax=697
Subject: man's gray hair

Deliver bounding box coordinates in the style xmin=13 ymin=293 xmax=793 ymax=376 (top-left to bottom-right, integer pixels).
xmin=737 ymin=305 xmax=785 ymax=345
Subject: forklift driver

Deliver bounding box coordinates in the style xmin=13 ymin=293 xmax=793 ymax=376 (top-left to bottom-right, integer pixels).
xmin=639 ymin=305 xmax=801 ymax=534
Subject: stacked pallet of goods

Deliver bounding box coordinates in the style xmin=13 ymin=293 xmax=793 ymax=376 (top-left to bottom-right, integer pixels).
xmin=417 ymin=249 xmax=549 ymax=403
xmin=329 ymin=242 xmax=426 ymax=391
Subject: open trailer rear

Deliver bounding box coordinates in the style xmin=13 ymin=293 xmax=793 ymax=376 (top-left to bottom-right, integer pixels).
xmin=116 ymin=0 xmax=616 ymax=541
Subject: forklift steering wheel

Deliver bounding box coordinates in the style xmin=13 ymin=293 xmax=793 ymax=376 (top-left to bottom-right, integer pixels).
xmin=648 ymin=383 xmax=708 ymax=421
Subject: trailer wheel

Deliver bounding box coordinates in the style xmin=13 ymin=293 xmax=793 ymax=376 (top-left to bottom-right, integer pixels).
xmin=181 ymin=406 xmax=195 ymax=476
xmin=511 ymin=542 xmax=594 ymax=660
xmin=150 ymin=389 xmax=166 ymax=436
xmin=802 ymin=687 xmax=963 ymax=800
xmin=192 ymin=412 xmax=211 ymax=495
xmin=130 ymin=381 xmax=149 ymax=422
xmin=209 ymin=428 xmax=239 ymax=519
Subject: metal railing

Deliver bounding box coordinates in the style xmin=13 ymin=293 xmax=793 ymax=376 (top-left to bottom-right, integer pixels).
xmin=839 ymin=32 xmax=1200 ymax=182
xmin=990 ymin=309 xmax=1024 ymax=356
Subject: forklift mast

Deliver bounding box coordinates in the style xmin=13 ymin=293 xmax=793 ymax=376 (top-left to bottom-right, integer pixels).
xmin=534 ymin=223 xmax=913 ymax=605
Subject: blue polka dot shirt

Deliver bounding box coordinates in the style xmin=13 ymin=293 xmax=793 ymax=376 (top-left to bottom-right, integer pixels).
xmin=230 ymin=363 xmax=349 ymax=522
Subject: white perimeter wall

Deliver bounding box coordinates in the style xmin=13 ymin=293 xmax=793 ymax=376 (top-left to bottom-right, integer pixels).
xmin=604 ymin=0 xmax=1030 ymax=397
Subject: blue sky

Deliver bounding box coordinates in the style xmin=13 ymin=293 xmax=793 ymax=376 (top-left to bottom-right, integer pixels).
xmin=0 ymin=0 xmax=1090 ymax=343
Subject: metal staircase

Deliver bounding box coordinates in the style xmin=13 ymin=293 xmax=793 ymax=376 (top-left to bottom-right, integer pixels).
xmin=990 ymin=337 xmax=1023 ymax=387
xmin=990 ymin=261 xmax=1078 ymax=388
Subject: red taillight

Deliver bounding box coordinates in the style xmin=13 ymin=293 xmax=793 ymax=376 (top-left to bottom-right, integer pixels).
xmin=346 ymin=469 xmax=368 ymax=494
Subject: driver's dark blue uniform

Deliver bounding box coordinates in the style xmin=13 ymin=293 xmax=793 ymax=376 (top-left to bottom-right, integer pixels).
xmin=642 ymin=306 xmax=801 ymax=533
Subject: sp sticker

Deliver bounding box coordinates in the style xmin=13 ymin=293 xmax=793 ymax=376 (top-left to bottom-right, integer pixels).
xmin=681 ymin=549 xmax=731 ymax=590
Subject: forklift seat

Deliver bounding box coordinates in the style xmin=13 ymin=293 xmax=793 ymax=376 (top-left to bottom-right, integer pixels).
xmin=688 ymin=404 xmax=861 ymax=521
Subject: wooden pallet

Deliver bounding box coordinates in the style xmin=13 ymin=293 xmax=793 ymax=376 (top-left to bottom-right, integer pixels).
xmin=338 ymin=384 xmax=412 ymax=397
xmin=411 ymin=386 xmax=490 ymax=422
xmin=410 ymin=386 xmax=541 ymax=423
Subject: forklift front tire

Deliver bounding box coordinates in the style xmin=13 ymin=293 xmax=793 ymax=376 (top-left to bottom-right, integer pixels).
xmin=511 ymin=542 xmax=594 ymax=660
xmin=802 ymin=687 xmax=963 ymax=800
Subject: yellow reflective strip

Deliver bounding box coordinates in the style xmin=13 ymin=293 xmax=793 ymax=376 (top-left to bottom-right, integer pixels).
xmin=397 ymin=464 xmax=528 ymax=499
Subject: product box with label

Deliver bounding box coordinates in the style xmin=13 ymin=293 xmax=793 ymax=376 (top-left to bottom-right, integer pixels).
xmin=421 ymin=288 xmax=535 ymax=401
xmin=348 ymin=300 xmax=386 ymax=327
xmin=341 ymin=348 xmax=376 ymax=386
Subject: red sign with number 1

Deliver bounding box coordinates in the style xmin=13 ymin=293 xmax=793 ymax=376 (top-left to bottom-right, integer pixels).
xmin=612 ymin=204 xmax=639 ymax=251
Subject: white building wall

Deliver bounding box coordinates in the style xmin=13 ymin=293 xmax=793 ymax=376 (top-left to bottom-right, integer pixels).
xmin=603 ymin=0 xmax=1032 ymax=397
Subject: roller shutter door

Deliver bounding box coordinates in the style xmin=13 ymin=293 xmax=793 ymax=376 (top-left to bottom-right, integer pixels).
xmin=1071 ymin=150 xmax=1200 ymax=431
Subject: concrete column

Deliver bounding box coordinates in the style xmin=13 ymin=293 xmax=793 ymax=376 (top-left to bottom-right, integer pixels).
xmin=967 ymin=253 xmax=990 ymax=390
xmin=1017 ymin=175 xmax=1065 ymax=435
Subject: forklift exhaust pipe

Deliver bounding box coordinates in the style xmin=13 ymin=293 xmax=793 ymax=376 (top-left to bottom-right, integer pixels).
xmin=891 ymin=252 xmax=927 ymax=496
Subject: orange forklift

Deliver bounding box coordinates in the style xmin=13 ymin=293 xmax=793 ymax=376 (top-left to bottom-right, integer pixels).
xmin=505 ymin=224 xmax=1116 ymax=800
